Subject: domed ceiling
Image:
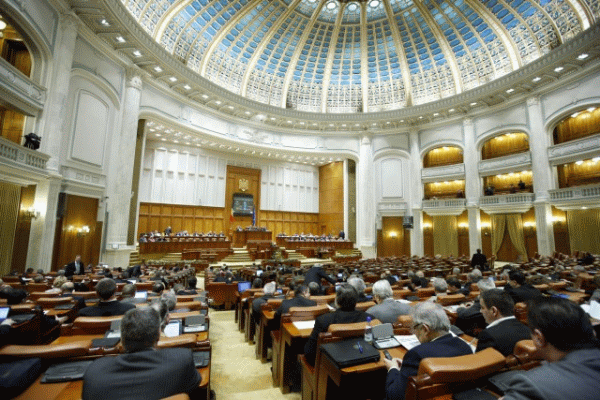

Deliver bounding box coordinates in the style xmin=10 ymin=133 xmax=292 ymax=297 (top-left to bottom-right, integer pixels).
xmin=118 ymin=0 xmax=599 ymax=114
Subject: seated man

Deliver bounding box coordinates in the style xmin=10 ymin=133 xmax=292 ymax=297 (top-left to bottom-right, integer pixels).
xmin=455 ymin=278 xmax=496 ymax=337
xmin=503 ymin=270 xmax=542 ymax=304
xmin=273 ymin=285 xmax=316 ymax=327
xmin=476 ymin=289 xmax=530 ymax=356
xmin=501 ymin=297 xmax=600 ymax=400
xmin=428 ymin=277 xmax=448 ymax=303
xmin=120 ymin=284 xmax=138 ymax=304
xmin=252 ymin=281 xmax=283 ymax=322
xmin=82 ymin=307 xmax=201 ymax=400
xmin=60 ymin=281 xmax=86 ymax=310
xmin=367 ymin=280 xmax=411 ymax=323
xmin=177 ymin=276 xmax=198 ymax=295
xmin=303 ymin=283 xmax=373 ymax=366
xmin=384 ymin=302 xmax=473 ymax=400
xmin=348 ymin=276 xmax=371 ymax=303
xmin=78 ymin=278 xmax=136 ymax=317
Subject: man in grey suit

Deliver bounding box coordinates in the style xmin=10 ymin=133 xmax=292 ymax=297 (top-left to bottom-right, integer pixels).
xmin=367 ymin=280 xmax=411 ymax=324
xmin=501 ymin=297 xmax=600 ymax=400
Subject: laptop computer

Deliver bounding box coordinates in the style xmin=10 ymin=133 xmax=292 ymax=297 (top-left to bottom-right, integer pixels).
xmin=104 ymin=319 xmax=122 ymax=339
xmin=237 ymin=281 xmax=251 ymax=293
xmin=192 ymin=351 xmax=210 ymax=367
xmin=183 ymin=315 xmax=206 ymax=333
xmin=0 ymin=307 xmax=9 ymax=323
xmin=372 ymin=323 xmax=401 ymax=350
xmin=41 ymin=360 xmax=94 ymax=383
xmin=133 ymin=291 xmax=148 ymax=304
xmin=320 ymin=338 xmax=380 ymax=368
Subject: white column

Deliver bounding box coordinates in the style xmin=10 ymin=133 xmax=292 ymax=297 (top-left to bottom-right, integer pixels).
xmin=103 ymin=70 xmax=143 ymax=268
xmin=343 ymin=158 xmax=349 ymax=236
xmin=26 ymin=174 xmax=62 ymax=271
xmin=409 ymin=130 xmax=424 ymax=256
xmin=527 ymin=97 xmax=555 ymax=255
xmin=463 ymin=118 xmax=482 ymax=253
xmin=356 ymin=135 xmax=376 ymax=258
xmin=40 ymin=13 xmax=79 ymax=172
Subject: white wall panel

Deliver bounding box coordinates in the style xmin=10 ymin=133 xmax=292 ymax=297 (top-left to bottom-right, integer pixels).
xmin=71 ymin=90 xmax=108 ymax=166
xmin=380 ymin=159 xmax=404 ymax=198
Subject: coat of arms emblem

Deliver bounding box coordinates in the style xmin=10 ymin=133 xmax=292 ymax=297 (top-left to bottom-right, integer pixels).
xmin=239 ymin=178 xmax=249 ymax=191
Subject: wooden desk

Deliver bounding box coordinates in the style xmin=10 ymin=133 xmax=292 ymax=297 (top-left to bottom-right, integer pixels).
xmin=278 ymin=321 xmax=314 ymax=393
xmin=256 ymin=309 xmax=276 ymax=363
xmin=232 ymin=230 xmax=272 ymax=247
xmin=317 ymin=344 xmax=406 ymax=400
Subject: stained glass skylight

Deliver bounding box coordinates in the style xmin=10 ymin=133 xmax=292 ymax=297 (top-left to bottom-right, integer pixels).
xmin=120 ymin=0 xmax=598 ymax=113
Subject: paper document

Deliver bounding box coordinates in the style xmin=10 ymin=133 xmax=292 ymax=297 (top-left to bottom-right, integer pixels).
xmin=395 ymin=335 xmax=421 ymax=350
xmin=395 ymin=299 xmax=412 ymax=304
xmin=582 ymin=301 xmax=600 ymax=320
xmin=445 ymin=305 xmax=460 ymax=312
xmin=293 ymin=320 xmax=315 ymax=330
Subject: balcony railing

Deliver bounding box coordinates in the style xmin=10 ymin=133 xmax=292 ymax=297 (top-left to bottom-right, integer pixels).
xmin=421 ymin=163 xmax=465 ymax=182
xmin=0 ymin=137 xmax=49 ymax=171
xmin=479 ymin=193 xmax=534 ymax=213
xmin=422 ymin=198 xmax=466 ymax=216
xmin=549 ymin=184 xmax=600 ymax=205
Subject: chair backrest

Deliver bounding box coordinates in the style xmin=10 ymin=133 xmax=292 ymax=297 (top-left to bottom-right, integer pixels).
xmin=287 ymin=304 xmax=330 ymax=321
xmin=29 ymin=291 xmax=60 ymax=301
xmin=0 ymin=340 xmax=92 ymax=359
xmin=310 ymin=294 xmax=336 ymax=305
xmin=417 ymin=348 xmax=505 ymax=379
xmin=436 ymin=293 xmax=466 ymax=306
xmin=355 ymin=301 xmax=376 ymax=311
xmin=392 ymin=289 xmax=411 ymax=299
xmin=327 ymin=320 xmax=381 ymax=338
xmin=36 ymin=297 xmax=73 ymax=309
xmin=73 ymin=316 xmax=122 ymax=334
xmin=514 ymin=302 xmax=528 ymax=325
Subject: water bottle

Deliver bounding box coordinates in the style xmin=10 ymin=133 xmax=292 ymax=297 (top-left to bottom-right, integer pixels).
xmin=364 ymin=316 xmax=373 ymax=343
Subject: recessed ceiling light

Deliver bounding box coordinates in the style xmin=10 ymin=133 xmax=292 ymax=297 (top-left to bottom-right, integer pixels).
xmin=419 ymin=116 xmax=423 ymax=119
xmin=154 ymin=66 xmax=163 ymax=73
xmin=245 ymin=111 xmax=251 ymax=115
xmin=470 ymin=102 xmax=477 ymax=106
xmin=215 ymin=100 xmax=222 ymax=105
xmin=133 ymin=50 xmax=142 ymax=57
xmin=173 ymin=140 xmax=179 ymax=143
xmin=571 ymin=112 xmax=580 ymax=118
xmin=155 ymin=134 xmax=161 ymax=137
xmin=100 ymin=19 xmax=110 ymax=27
xmin=201 ymin=94 xmax=209 ymax=99
xmin=449 ymin=108 xmax=455 ymax=112
xmin=169 ymin=76 xmax=177 ymax=82
xmin=183 ymin=84 xmax=191 ymax=90
xmin=554 ymin=66 xmax=564 ymax=72
xmin=532 ymin=76 xmax=541 ymax=82
xmin=506 ymin=88 xmax=514 ymax=93
xmin=161 ymin=138 xmax=166 ymax=141
xmin=433 ymin=113 xmax=439 ymax=116
xmin=582 ymin=206 xmax=588 ymax=210
xmin=287 ymin=120 xmax=292 ymax=123
xmin=578 ymin=53 xmax=589 ymax=60
xmin=227 ymin=105 xmax=234 ymax=109
xmin=587 ymin=107 xmax=596 ymax=113
xmin=575 ymin=160 xmax=584 ymax=165
xmin=116 ymin=36 xmax=125 ymax=43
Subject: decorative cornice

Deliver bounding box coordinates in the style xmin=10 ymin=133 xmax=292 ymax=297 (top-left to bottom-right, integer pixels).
xmin=421 ymin=164 xmax=465 ymax=182
xmin=422 ymin=198 xmax=466 ymax=216
xmin=0 ymin=57 xmax=46 ymax=115
xmin=549 ymin=184 xmax=600 ymax=210
xmin=547 ymin=135 xmax=600 ymax=165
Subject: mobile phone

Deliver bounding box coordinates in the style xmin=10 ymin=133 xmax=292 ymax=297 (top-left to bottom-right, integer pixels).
xmin=383 ymin=350 xmax=392 ymax=360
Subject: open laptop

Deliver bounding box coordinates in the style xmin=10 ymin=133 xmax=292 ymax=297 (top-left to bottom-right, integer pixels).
xmin=183 ymin=315 xmax=206 ymax=333
xmin=133 ymin=291 xmax=148 ymax=304
xmin=104 ymin=319 xmax=122 ymax=339
xmin=237 ymin=281 xmax=251 ymax=293
xmin=372 ymin=323 xmax=401 ymax=349
xmin=0 ymin=307 xmax=9 ymax=323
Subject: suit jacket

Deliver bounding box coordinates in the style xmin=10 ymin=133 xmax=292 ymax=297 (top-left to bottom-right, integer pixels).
xmin=273 ymin=296 xmax=317 ymax=327
xmin=303 ymin=309 xmax=372 ymax=366
xmin=60 ymin=293 xmax=86 ymax=310
xmin=454 ymin=300 xmax=487 ymax=337
xmin=504 ymin=283 xmax=542 ymax=304
xmin=82 ymin=347 xmax=201 ymax=400
xmin=502 ymin=347 xmax=600 ymax=400
xmin=385 ymin=334 xmax=473 ymax=400
xmin=65 ymin=261 xmax=85 ymax=277
xmin=78 ymin=300 xmax=136 ymax=317
xmin=304 ymin=266 xmax=336 ymax=289
xmin=471 ymin=252 xmax=487 ymax=267
xmin=475 ymin=317 xmax=531 ymax=356
xmin=367 ymin=298 xmax=411 ymax=324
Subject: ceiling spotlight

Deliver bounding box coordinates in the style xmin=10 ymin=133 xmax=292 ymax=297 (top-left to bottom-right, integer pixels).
xmin=433 ymin=113 xmax=439 ymax=116
xmin=506 ymin=88 xmax=514 ymax=93
xmin=116 ymin=36 xmax=125 ymax=43
xmin=554 ymin=66 xmax=564 ymax=72
xmin=575 ymin=160 xmax=584 ymax=165
xmin=133 ymin=50 xmax=142 ymax=57
xmin=470 ymin=102 xmax=477 ymax=106
xmin=532 ymin=76 xmax=541 ymax=82
xmin=577 ymin=53 xmax=589 ymax=60
xmin=169 ymin=76 xmax=177 ymax=82
xmin=153 ymin=66 xmax=163 ymax=73
xmin=0 ymin=21 xmax=6 ymax=31
xmin=201 ymin=94 xmax=209 ymax=99
xmin=215 ymin=100 xmax=222 ymax=105
xmin=100 ymin=19 xmax=110 ymax=27
xmin=183 ymin=84 xmax=191 ymax=90
xmin=161 ymin=138 xmax=166 ymax=141
xmin=448 ymin=108 xmax=455 ymax=112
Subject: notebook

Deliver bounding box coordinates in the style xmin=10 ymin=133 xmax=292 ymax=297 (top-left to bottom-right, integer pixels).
xmin=320 ymin=338 xmax=380 ymax=368
xmin=104 ymin=319 xmax=122 ymax=339
xmin=372 ymin=323 xmax=401 ymax=349
xmin=41 ymin=360 xmax=94 ymax=383
xmin=133 ymin=291 xmax=148 ymax=304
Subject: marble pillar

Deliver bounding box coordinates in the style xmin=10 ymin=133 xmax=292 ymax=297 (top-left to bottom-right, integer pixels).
xmin=103 ymin=70 xmax=143 ymax=268
xmin=409 ymin=130 xmax=424 ymax=256
xmin=357 ymin=135 xmax=376 ymax=258
xmin=527 ymin=97 xmax=555 ymax=255
xmin=40 ymin=13 xmax=79 ymax=172
xmin=463 ymin=118 xmax=482 ymax=253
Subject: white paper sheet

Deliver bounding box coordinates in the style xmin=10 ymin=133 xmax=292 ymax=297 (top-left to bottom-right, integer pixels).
xmin=292 ymin=320 xmax=316 ymax=330
xmin=395 ymin=334 xmax=421 ymax=350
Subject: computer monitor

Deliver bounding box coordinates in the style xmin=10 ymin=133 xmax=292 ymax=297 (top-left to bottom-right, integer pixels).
xmin=237 ymin=281 xmax=251 ymax=293
xmin=0 ymin=307 xmax=9 ymax=322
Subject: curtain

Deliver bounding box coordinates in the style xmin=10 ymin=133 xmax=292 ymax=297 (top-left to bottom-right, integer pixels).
xmin=0 ymin=182 xmax=21 ymax=275
xmin=433 ymin=215 xmax=458 ymax=257
xmin=491 ymin=214 xmax=506 ymax=256
xmin=567 ymin=209 xmax=600 ymax=254
xmin=506 ymin=214 xmax=528 ymax=260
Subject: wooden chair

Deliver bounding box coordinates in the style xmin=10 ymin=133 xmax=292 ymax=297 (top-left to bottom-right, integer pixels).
xmin=256 ymin=299 xmax=284 ymax=361
xmin=436 ymin=293 xmax=466 ymax=306
xmin=161 ymin=394 xmax=190 ymax=400
xmin=72 ymin=315 xmax=122 ymax=335
xmin=392 ymin=289 xmax=411 ymax=299
xmin=310 ymin=294 xmax=335 ymax=305
xmin=355 ymin=301 xmax=376 ymax=311
xmin=36 ymin=297 xmax=73 ymax=309
xmin=29 ymin=291 xmax=60 ymax=301
xmin=416 ymin=287 xmax=435 ymax=298
xmin=514 ymin=302 xmax=528 ymax=325
xmin=0 ymin=340 xmax=92 ymax=360
xmin=24 ymin=283 xmax=51 ymax=293
xmin=405 ymin=348 xmax=506 ymax=400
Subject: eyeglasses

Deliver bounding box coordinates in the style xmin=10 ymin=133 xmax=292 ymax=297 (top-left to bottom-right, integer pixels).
xmin=411 ymin=323 xmax=423 ymax=333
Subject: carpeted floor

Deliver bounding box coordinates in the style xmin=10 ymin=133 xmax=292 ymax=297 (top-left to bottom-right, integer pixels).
xmin=209 ymin=310 xmax=301 ymax=400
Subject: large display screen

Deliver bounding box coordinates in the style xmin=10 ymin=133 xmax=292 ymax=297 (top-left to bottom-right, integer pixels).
xmin=232 ymin=193 xmax=254 ymax=216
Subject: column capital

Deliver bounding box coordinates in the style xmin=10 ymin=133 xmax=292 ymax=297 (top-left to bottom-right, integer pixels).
xmin=527 ymin=96 xmax=540 ymax=107
xmin=126 ymin=68 xmax=143 ymax=90
xmin=60 ymin=12 xmax=80 ymax=32
xmin=463 ymin=117 xmax=473 ymax=127
xmin=360 ymin=134 xmax=372 ymax=145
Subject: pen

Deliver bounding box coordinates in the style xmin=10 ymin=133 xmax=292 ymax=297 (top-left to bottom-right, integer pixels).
xmin=357 ymin=341 xmax=363 ymax=353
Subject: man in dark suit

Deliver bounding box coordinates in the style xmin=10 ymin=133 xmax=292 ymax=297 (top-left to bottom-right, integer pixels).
xmin=65 ymin=255 xmax=85 ymax=278
xmin=252 ymin=282 xmax=284 ymax=322
xmin=502 ymin=297 xmax=600 ymax=400
xmin=304 ymin=263 xmax=336 ymax=294
xmin=504 ymin=270 xmax=542 ymax=304
xmin=384 ymin=302 xmax=473 ymax=400
xmin=470 ymin=249 xmax=487 ymax=268
xmin=476 ymin=289 xmax=530 ymax=356
xmin=82 ymin=307 xmax=201 ymax=400
xmin=273 ymin=285 xmax=316 ymax=327
xmin=78 ymin=278 xmax=136 ymax=317
xmin=455 ymin=278 xmax=496 ymax=337
xmin=60 ymin=281 xmax=86 ymax=311
xmin=304 ymin=283 xmax=373 ymax=366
